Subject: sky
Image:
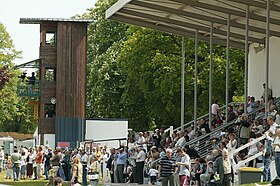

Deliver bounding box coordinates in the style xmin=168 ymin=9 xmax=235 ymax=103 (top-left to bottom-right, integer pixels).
xmin=0 ymin=0 xmax=97 ymax=68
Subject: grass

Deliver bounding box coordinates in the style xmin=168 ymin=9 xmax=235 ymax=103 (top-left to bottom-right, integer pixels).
xmin=0 ymin=170 xmax=66 ymax=186
xmin=0 ymin=170 xmax=105 ymax=186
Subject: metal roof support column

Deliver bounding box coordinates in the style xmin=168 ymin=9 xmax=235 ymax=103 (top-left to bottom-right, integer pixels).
xmin=209 ymin=23 xmax=213 ymax=130
xmin=226 ymin=15 xmax=231 ymax=122
xmin=244 ymin=5 xmax=249 ymax=114
xmin=181 ymin=36 xmax=185 ymax=131
xmin=194 ymin=30 xmax=198 ymax=131
xmin=265 ymin=0 xmax=270 ymax=119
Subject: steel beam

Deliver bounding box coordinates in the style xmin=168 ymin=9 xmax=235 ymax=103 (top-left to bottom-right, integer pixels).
xmin=172 ymin=0 xmax=280 ymax=26
xmin=209 ymin=23 xmax=213 ymax=129
xmin=130 ymin=0 xmax=280 ymax=38
xmin=226 ymin=14 xmax=230 ymax=122
xmin=181 ymin=36 xmax=185 ymax=131
xmin=120 ymin=9 xmax=265 ymax=44
xmin=244 ymin=5 xmax=249 ymax=114
xmin=194 ymin=30 xmax=198 ymax=132
xmin=230 ymin=0 xmax=280 ymax=12
xmin=111 ymin=14 xmax=246 ymax=49
xmin=265 ymin=0 xmax=270 ymax=119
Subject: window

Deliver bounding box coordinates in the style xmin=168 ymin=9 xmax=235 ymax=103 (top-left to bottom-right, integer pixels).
xmin=45 ymin=68 xmax=56 ymax=81
xmin=45 ymin=32 xmax=56 ymax=45
xmin=44 ymin=104 xmax=56 ymax=118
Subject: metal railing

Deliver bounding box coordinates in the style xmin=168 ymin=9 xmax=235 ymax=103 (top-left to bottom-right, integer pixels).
xmin=165 ymin=102 xmax=241 ymax=134
xmin=186 ymin=97 xmax=280 ymax=158
xmin=17 ymin=80 xmax=41 ymax=97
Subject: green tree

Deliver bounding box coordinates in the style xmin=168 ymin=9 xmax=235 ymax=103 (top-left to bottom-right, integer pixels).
xmin=0 ymin=22 xmax=37 ymax=133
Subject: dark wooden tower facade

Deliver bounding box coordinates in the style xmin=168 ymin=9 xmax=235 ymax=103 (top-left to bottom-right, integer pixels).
xmin=20 ymin=18 xmax=92 ymax=148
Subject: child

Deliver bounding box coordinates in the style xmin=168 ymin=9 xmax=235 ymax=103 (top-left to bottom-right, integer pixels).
xmin=6 ymin=156 xmax=12 ymax=179
xmin=45 ymin=166 xmax=54 ymax=186
xmin=148 ymin=164 xmax=158 ymax=185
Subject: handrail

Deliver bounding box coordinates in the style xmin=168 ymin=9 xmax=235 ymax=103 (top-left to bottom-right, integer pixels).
xmin=169 ymin=102 xmax=241 ymax=133
xmin=233 ymin=134 xmax=266 ymax=155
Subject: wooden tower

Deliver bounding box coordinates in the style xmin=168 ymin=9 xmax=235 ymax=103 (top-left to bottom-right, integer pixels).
xmin=20 ymin=18 xmax=92 ymax=148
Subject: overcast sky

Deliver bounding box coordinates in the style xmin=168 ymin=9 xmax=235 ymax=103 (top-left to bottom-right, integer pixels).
xmin=0 ymin=0 xmax=96 ymax=67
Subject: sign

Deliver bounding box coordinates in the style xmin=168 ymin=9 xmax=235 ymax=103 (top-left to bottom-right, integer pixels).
xmin=57 ymin=142 xmax=70 ymax=148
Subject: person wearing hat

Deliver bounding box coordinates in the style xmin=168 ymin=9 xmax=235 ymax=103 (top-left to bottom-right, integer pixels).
xmin=137 ymin=132 xmax=145 ymax=146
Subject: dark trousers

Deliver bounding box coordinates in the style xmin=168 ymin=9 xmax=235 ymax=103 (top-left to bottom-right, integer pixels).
xmin=115 ymin=164 xmax=125 ymax=183
xmin=132 ymin=166 xmax=138 ymax=183
xmin=136 ymin=161 xmax=144 ymax=184
xmin=221 ymin=173 xmax=232 ymax=186
xmin=110 ymin=172 xmax=115 ymax=183
xmin=150 ymin=176 xmax=157 ymax=185
xmin=44 ymin=164 xmax=50 ymax=179
xmin=82 ymin=165 xmax=87 ymax=186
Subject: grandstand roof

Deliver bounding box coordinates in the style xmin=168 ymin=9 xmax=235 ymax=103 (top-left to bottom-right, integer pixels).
xmin=106 ymin=0 xmax=280 ymax=49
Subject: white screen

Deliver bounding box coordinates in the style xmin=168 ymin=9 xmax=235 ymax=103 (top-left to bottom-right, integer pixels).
xmin=85 ymin=119 xmax=128 ymax=148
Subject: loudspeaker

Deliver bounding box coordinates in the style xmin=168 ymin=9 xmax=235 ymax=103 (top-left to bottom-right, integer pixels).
xmin=271 ymin=177 xmax=280 ymax=185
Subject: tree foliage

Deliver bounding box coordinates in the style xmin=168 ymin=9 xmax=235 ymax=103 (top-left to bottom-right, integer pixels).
xmin=84 ymin=0 xmax=245 ymax=131
xmin=0 ymin=22 xmax=37 ymax=133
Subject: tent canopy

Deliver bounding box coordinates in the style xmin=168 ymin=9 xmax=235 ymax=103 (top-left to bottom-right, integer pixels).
xmin=106 ymin=0 xmax=280 ymax=49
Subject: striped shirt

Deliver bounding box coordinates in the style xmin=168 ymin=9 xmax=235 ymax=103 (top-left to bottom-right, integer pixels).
xmin=159 ymin=155 xmax=176 ymax=177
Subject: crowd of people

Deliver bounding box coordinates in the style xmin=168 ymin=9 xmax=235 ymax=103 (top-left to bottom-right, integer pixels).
xmin=0 ymin=85 xmax=280 ymax=186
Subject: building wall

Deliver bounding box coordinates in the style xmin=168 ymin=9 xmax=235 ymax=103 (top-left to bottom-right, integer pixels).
xmin=248 ymin=36 xmax=280 ymax=99
xmin=56 ymin=22 xmax=87 ymax=118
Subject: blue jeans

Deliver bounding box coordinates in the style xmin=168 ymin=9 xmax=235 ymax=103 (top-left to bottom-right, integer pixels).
xmin=13 ymin=166 xmax=20 ymax=180
xmin=275 ymin=152 xmax=280 ymax=178
xmin=45 ymin=165 xmax=50 ymax=179
xmin=82 ymin=165 xmax=87 ymax=186
xmin=263 ymin=156 xmax=272 ymax=181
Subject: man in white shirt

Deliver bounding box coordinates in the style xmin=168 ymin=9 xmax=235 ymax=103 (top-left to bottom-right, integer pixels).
xmin=273 ymin=128 xmax=280 ymax=178
xmin=81 ymin=150 xmax=89 ymax=186
xmin=137 ymin=132 xmax=145 ymax=146
xmin=267 ymin=115 xmax=278 ymax=135
xmin=212 ymin=100 xmax=220 ymax=116
xmin=136 ymin=146 xmax=146 ymax=184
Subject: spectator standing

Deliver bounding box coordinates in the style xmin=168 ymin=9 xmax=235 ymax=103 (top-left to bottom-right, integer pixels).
xmin=212 ymin=100 xmax=220 ymax=116
xmin=81 ymin=150 xmax=89 ymax=186
xmin=11 ymin=148 xmax=21 ymax=181
xmin=6 ymin=156 xmax=12 ymax=179
xmin=227 ymin=106 xmax=237 ymax=123
xmin=176 ymin=147 xmax=190 ymax=186
xmin=262 ymin=131 xmax=273 ymax=181
xmin=158 ymin=148 xmax=178 ymax=186
xmin=272 ymin=128 xmax=280 ymax=178
xmin=44 ymin=148 xmax=52 ymax=180
xmin=248 ymin=96 xmax=257 ymax=113
xmin=148 ymin=164 xmax=158 ymax=185
xmin=50 ymin=150 xmax=60 ymax=179
xmin=137 ymin=132 xmax=145 ymax=146
xmin=235 ymin=113 xmax=250 ymax=145
xmin=71 ymin=157 xmax=83 ymax=185
xmin=267 ymin=115 xmax=278 ymax=135
xmin=115 ymin=147 xmax=127 ymax=183
xmin=0 ymin=147 xmax=4 ymax=173
xmin=128 ymin=147 xmax=137 ymax=183
xmin=213 ymin=149 xmax=233 ymax=186
xmin=20 ymin=151 xmax=27 ymax=180
xmin=106 ymin=148 xmax=116 ymax=183
xmin=261 ymin=83 xmax=273 ymax=101
xmin=89 ymin=156 xmax=100 ymax=186
xmin=26 ymin=148 xmax=34 ymax=179
xmin=28 ymin=72 xmax=36 ymax=94
xmin=35 ymin=146 xmax=43 ymax=179
xmin=136 ymin=146 xmax=146 ymax=184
